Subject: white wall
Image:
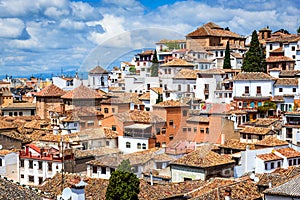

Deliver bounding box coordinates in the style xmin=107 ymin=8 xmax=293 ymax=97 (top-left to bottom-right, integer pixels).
xmin=233 ymin=80 xmax=273 ymax=97
xmin=118 ymin=136 xmax=149 ymax=154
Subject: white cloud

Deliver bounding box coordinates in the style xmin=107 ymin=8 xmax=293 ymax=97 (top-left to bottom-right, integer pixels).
xmin=59 ymin=19 xmax=86 ymax=30
xmin=0 ymin=18 xmax=25 ymax=38
xmin=70 ymin=1 xmax=98 ymax=20
xmin=44 ymin=7 xmax=69 ymax=18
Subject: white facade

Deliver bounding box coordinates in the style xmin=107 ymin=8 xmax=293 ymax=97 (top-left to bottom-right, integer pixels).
xmin=233 ymin=80 xmax=273 ymax=97
xmin=124 ymin=76 xmax=159 ymax=94
xmin=52 ymin=76 xmax=81 ymax=91
xmin=118 ymin=136 xmax=149 ymax=154
xmin=0 ymin=152 xmax=19 ymax=181
xmin=87 ymin=164 xmax=115 ymax=179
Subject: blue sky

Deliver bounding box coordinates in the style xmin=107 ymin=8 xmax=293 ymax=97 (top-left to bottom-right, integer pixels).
xmin=0 ymin=0 xmax=299 ymax=76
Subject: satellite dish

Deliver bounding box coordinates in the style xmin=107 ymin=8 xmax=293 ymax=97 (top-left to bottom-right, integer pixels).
xmin=61 ymin=187 xmax=72 ymax=200
xmin=254 ymin=177 xmax=259 ymax=183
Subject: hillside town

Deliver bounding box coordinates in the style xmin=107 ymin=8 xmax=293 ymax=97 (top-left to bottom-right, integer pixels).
xmin=1 ymin=22 xmax=300 ymax=199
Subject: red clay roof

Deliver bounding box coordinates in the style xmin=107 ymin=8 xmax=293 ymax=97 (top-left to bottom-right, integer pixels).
xmin=61 ymin=85 xmax=103 ymax=99
xmin=89 ymin=66 xmax=108 ymax=74
xmin=266 ymin=56 xmax=294 ymax=62
xmin=35 ymin=84 xmax=66 ymax=97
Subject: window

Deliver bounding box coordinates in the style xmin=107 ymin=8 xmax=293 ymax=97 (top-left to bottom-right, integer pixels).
xmin=166 ymin=92 xmax=170 ymax=98
xmin=293 ymin=159 xmax=297 ymax=165
xmin=169 ymin=135 xmax=174 ymax=141
xmin=9 ymin=112 xmax=12 ymax=116
xmin=21 ymin=174 xmax=24 ymax=179
xmin=106 ymin=141 xmax=110 ymax=146
xmin=29 ymin=160 xmax=33 ymax=169
xmin=112 ymin=125 xmax=116 ymax=131
xmin=38 ymin=161 xmax=42 ymax=170
xmin=126 ymin=142 xmax=131 ymax=148
xmin=156 ymin=128 xmax=160 ymax=135
xmin=101 ymin=167 xmax=106 ymax=174
xmin=29 ymin=176 xmax=34 ymax=183
xmin=178 ymin=85 xmax=181 ymax=91
xmin=112 ymin=108 xmax=115 ymax=113
xmin=156 ymin=162 xmax=163 ymax=169
xmin=142 ymin=143 xmax=146 ymax=149
xmin=169 ymin=120 xmax=174 ymax=126
xmin=245 ymin=86 xmax=249 ymax=94
xmin=194 ymin=127 xmax=197 ymax=132
xmin=48 ymin=162 xmax=52 ymax=171
xmin=279 ymin=88 xmax=283 ymax=92
xmin=277 ymin=161 xmax=281 ymax=168
xmin=20 ymin=159 xmax=24 ymax=167
xmin=110 ymin=168 xmax=115 ymax=173
xmin=188 ymin=127 xmax=191 ymax=132
xmin=137 ymin=143 xmax=141 ymax=149
xmin=93 ymin=166 xmax=97 ymax=173
xmin=289 ymin=159 xmax=293 ymax=166
xmin=242 ymin=134 xmax=246 ymax=139
xmin=0 ymin=159 xmax=2 ymax=166
xmin=39 ymin=177 xmax=43 ymax=185
xmin=183 ymin=128 xmax=187 ymax=132
xmin=270 ymin=44 xmax=273 ymax=50
xmin=206 ymin=128 xmax=209 ymax=134
xmin=182 ymin=110 xmax=187 ymax=116
xmin=104 ymin=108 xmax=109 ymax=113
xmin=257 ymin=86 xmax=261 ymax=95
xmin=161 ymin=128 xmax=166 ymax=134
xmin=293 ymin=88 xmax=297 ymax=93
xmin=270 ymin=162 xmax=274 ymax=169
xmin=155 ymin=142 xmax=161 ymax=148
xmin=19 ymin=112 xmax=23 ymax=116
xmin=265 ymin=163 xmax=268 ymax=170
xmin=200 ymin=128 xmax=204 ymax=133
xmin=292 ymin=46 xmax=296 ymax=51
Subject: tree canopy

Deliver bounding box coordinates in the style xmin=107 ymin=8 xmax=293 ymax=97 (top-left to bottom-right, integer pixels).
xmin=106 ymin=159 xmax=140 ymax=200
xmin=241 ymin=30 xmax=266 ymax=72
xmin=150 ymin=50 xmax=159 ymax=77
xmin=223 ymin=41 xmax=231 ymax=69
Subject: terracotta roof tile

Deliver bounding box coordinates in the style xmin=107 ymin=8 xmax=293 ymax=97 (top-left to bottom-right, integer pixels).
xmin=279 ymin=70 xmax=300 ymax=77
xmin=156 ymin=39 xmax=186 ymax=44
xmin=0 ymin=87 xmax=12 ymax=97
xmin=115 ymin=110 xmax=165 ymax=124
xmin=276 ymin=147 xmax=300 ymax=158
xmin=161 ymin=58 xmax=194 ymax=67
xmin=61 ymin=85 xmax=103 ymax=99
xmin=255 ymin=136 xmax=288 ymax=147
xmin=274 ymin=78 xmax=298 ymax=86
xmin=139 ymin=92 xmax=150 ymax=101
xmin=186 ymin=116 xmax=210 ymax=123
xmin=74 ymin=147 xmax=121 ymax=158
xmin=89 ymin=66 xmax=108 ymax=74
xmin=266 ymin=56 xmax=294 ymax=62
xmin=174 ymin=69 xmax=199 ymax=79
xmin=150 ymin=87 xmax=163 ymax=94
xmin=35 ymin=84 xmax=66 ymax=97
xmin=233 ymin=72 xmax=274 ymax=81
xmin=219 ymin=139 xmax=253 ymax=151
xmin=154 ymin=99 xmax=188 ymax=107
xmin=172 ymin=146 xmax=235 ymax=168
xmin=271 ymin=47 xmax=284 ymax=53
xmin=240 ymin=126 xmax=273 ymax=135
xmin=0 ymin=149 xmax=17 ymax=156
xmin=256 ymin=153 xmax=283 ymax=161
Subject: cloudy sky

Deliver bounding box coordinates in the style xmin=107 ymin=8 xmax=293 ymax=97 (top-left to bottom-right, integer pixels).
xmin=0 ymin=0 xmax=299 ymax=76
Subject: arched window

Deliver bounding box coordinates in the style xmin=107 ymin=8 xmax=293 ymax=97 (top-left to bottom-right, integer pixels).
xmin=126 ymin=142 xmax=131 ymax=148
xmin=142 ymin=143 xmax=146 ymax=149
xmin=137 ymin=143 xmax=141 ymax=149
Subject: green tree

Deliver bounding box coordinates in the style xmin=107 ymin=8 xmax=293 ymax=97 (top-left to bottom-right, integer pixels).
xmin=258 ymin=101 xmax=277 ymax=115
xmin=117 ymin=159 xmax=131 ymax=172
xmin=150 ymin=50 xmax=159 ymax=77
xmin=242 ymin=30 xmax=266 ymax=72
xmin=106 ymin=160 xmax=140 ymax=200
xmin=156 ymin=92 xmax=163 ymax=104
xmin=223 ymin=41 xmax=231 ymax=69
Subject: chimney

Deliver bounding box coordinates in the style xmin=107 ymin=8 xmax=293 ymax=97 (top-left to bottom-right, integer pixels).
xmin=150 ymin=170 xmax=153 ymax=186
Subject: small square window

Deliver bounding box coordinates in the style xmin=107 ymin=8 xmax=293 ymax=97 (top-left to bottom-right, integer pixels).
xmin=169 ymin=120 xmax=174 ymax=126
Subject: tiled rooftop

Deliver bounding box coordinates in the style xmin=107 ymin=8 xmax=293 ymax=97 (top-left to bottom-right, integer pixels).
xmin=219 ymin=139 xmax=252 ymax=150
xmin=161 ymin=58 xmax=194 ymax=67
xmin=1 ymin=102 xmax=36 ymax=109
xmin=89 ymin=65 xmax=108 ymax=74
xmin=115 ymin=110 xmax=165 ymax=124
xmin=240 ymin=126 xmax=273 ymax=135
xmin=172 ymin=146 xmax=235 ymax=168
xmin=263 ymin=174 xmax=300 ymax=197
xmin=274 ymin=78 xmax=298 ymax=86
xmin=276 ymin=147 xmax=300 ymax=158
xmin=253 ymin=118 xmax=280 ymax=127
xmin=61 ymin=85 xmax=103 ymax=99
xmin=35 ymin=84 xmax=66 ymax=97
xmin=173 ymin=69 xmax=199 ymax=79
xmin=150 ymin=87 xmax=163 ymax=94
xmin=139 ymin=92 xmax=150 ymax=101
xmin=154 ymin=99 xmax=188 ymax=107
xmin=266 ymin=56 xmax=294 ymax=62
xmin=255 ymin=136 xmax=288 ymax=147
xmin=279 ymin=70 xmax=300 ymax=77
xmin=233 ymin=72 xmax=274 ymax=81
xmin=257 ymin=153 xmax=283 ymax=161
xmin=186 ymin=116 xmax=210 ymax=123
xmin=74 ymin=147 xmax=121 ymax=158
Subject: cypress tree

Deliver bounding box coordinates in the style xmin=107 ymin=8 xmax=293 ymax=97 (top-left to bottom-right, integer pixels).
xmin=223 ymin=41 xmax=231 ymax=69
xmin=242 ymin=30 xmax=266 ymax=72
xmin=150 ymin=50 xmax=159 ymax=77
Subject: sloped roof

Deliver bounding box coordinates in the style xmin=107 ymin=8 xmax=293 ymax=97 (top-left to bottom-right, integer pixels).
xmin=161 ymin=58 xmax=194 ymax=67
xmin=139 ymin=92 xmax=150 ymax=101
xmin=154 ymin=99 xmax=189 ymax=107
xmin=150 ymin=87 xmax=163 ymax=94
xmin=240 ymin=126 xmax=273 ymax=135
xmin=266 ymin=56 xmax=295 ymax=62
xmin=171 ymin=146 xmax=235 ymax=168
xmin=115 ymin=110 xmax=165 ymax=124
xmin=233 ymin=72 xmax=274 ymax=81
xmin=263 ymin=174 xmax=300 ymax=197
xmin=35 ymin=84 xmax=66 ymax=97
xmin=0 ymin=87 xmax=12 ymax=97
xmin=276 ymin=147 xmax=300 ymax=158
xmin=257 ymin=152 xmax=283 ymax=161
xmin=219 ymin=139 xmax=252 ymax=151
xmin=274 ymin=78 xmax=298 ymax=86
xmin=89 ymin=66 xmax=108 ymax=74
xmin=186 ymin=22 xmax=243 ymax=38
xmin=271 ymin=47 xmax=284 ymax=53
xmin=255 ymin=136 xmax=288 ymax=147
xmin=174 ymin=69 xmax=199 ymax=79
xmin=61 ymin=84 xmax=103 ymax=99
